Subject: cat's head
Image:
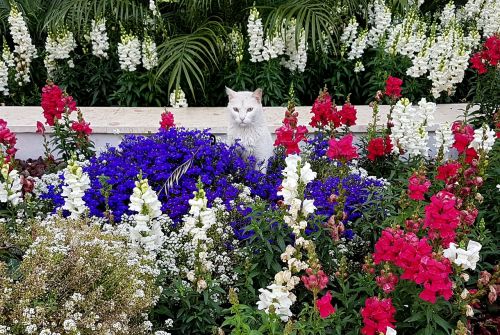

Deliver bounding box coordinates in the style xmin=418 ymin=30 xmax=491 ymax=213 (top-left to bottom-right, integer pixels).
xmin=226 ymin=87 xmax=264 ymax=127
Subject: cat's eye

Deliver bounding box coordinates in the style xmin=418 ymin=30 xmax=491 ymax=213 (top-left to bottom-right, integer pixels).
xmin=233 ymin=107 xmax=239 ymax=112
xmin=247 ymin=107 xmax=253 ymax=112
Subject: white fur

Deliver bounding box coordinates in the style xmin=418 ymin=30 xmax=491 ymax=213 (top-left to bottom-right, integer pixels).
xmin=226 ymin=87 xmax=273 ymax=171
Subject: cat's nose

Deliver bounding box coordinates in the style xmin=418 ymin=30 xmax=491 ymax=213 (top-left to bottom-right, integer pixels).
xmin=239 ymin=116 xmax=245 ymax=122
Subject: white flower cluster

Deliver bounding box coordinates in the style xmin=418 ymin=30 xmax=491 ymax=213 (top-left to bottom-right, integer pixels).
xmin=150 ymin=0 xmax=160 ymax=16
xmin=476 ymin=0 xmax=500 ymax=37
xmin=8 ymin=6 xmax=37 ymax=85
xmin=247 ymin=7 xmax=267 ymax=62
xmin=61 ymin=160 xmax=90 ymax=218
xmin=444 ymin=240 xmax=482 ymax=270
xmin=142 ymin=35 xmax=158 ymax=70
xmin=128 ymin=176 xmax=164 ymax=254
xmin=228 ymin=28 xmax=245 ymax=64
xmin=366 ymin=0 xmax=392 ymax=46
xmin=90 ymin=18 xmax=109 ymax=59
xmin=348 ymin=29 xmax=368 ymax=61
xmin=281 ymin=19 xmax=308 ymax=72
xmin=0 ymin=59 xmax=8 ymax=96
xmin=340 ymin=17 xmax=359 ymax=47
xmin=0 ymin=162 xmax=23 ymax=206
xmin=44 ymin=29 xmax=77 ymax=76
xmin=118 ymin=31 xmax=141 ymax=71
xmin=258 ymin=155 xmax=317 ymax=322
xmin=469 ymin=124 xmax=497 ymax=154
xmin=434 ymin=122 xmax=454 ymax=160
xmin=390 ymin=98 xmax=435 ymax=157
xmin=170 ymin=88 xmax=188 ymax=108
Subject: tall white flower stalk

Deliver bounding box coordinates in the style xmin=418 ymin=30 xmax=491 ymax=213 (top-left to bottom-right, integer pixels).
xmin=8 ymin=5 xmax=37 ymax=85
xmin=44 ymin=29 xmax=77 ymax=76
xmin=281 ymin=19 xmax=308 ymax=72
xmin=142 ymin=35 xmax=158 ymax=70
xmin=366 ymin=0 xmax=392 ymax=47
xmin=257 ymin=155 xmax=317 ymax=322
xmin=90 ymin=17 xmax=109 ymax=59
xmin=181 ymin=181 xmax=218 ymax=292
xmin=61 ymin=159 xmax=90 ymax=218
xmin=390 ymin=98 xmax=435 ymax=158
xmin=129 ymin=175 xmax=164 ymax=254
xmin=118 ymin=30 xmax=141 ymax=71
xmin=0 ymin=59 xmax=9 ymax=96
xmin=0 ymin=162 xmax=23 ymax=206
xmin=469 ymin=124 xmax=497 ymax=155
xmin=434 ymin=122 xmax=454 ymax=160
xmin=247 ymin=6 xmax=266 ymax=62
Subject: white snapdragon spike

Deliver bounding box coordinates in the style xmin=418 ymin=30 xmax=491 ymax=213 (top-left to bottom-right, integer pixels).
xmin=150 ymin=0 xmax=159 ymax=16
xmin=366 ymin=0 xmax=392 ymax=47
xmin=44 ymin=29 xmax=77 ymax=75
xmin=354 ymin=60 xmax=365 ymax=73
xmin=169 ymin=88 xmax=188 ymax=108
xmin=0 ymin=163 xmax=23 ymax=206
xmin=440 ymin=2 xmax=456 ymax=27
xmin=257 ymin=283 xmax=296 ymax=322
xmin=390 ymin=98 xmax=435 ymax=157
xmin=118 ymin=31 xmax=141 ymax=71
xmin=0 ymin=60 xmax=9 ymax=96
xmin=341 ymin=17 xmax=359 ymax=47
xmin=281 ymin=19 xmax=308 ymax=72
xmin=90 ymin=18 xmax=109 ymax=59
xmin=469 ymin=124 xmax=497 ymax=153
xmin=142 ymin=35 xmax=158 ymax=70
xmin=129 ymin=176 xmax=164 ymax=253
xmin=2 ymin=41 xmax=14 ymax=68
xmin=8 ymin=6 xmax=37 ymax=85
xmin=228 ymin=28 xmax=245 ymax=63
xmin=476 ymin=0 xmax=500 ymax=37
xmin=265 ymin=30 xmax=285 ymax=61
xmin=463 ymin=0 xmax=484 ymax=19
xmin=443 ymin=240 xmax=482 ymax=270
xmin=434 ymin=122 xmax=454 ymax=159
xmin=61 ymin=160 xmax=90 ymax=218
xmin=348 ymin=29 xmax=368 ymax=60
xmin=247 ymin=7 xmax=266 ymax=62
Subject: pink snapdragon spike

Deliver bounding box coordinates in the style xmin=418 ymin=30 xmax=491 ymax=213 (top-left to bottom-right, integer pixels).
xmin=316 ymin=291 xmax=336 ymax=318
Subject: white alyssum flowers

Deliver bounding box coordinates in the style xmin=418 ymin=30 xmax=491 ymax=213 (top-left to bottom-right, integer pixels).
xmin=0 ymin=162 xmax=23 ymax=206
xmin=443 ymin=240 xmax=482 ymax=270
xmin=44 ymin=29 xmax=77 ymax=75
xmin=390 ymin=98 xmax=435 ymax=157
xmin=118 ymin=31 xmax=141 ymax=71
xmin=8 ymin=5 xmax=37 ymax=85
xmin=142 ymin=35 xmax=158 ymax=70
xmin=128 ymin=175 xmax=164 ymax=253
xmin=90 ymin=18 xmax=109 ymax=58
xmin=61 ymin=159 xmax=90 ymax=218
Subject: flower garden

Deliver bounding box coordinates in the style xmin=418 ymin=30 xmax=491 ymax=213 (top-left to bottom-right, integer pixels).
xmin=1 ymin=1 xmax=500 ymax=335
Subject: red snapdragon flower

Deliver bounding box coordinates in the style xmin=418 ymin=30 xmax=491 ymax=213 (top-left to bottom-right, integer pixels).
xmin=36 ymin=121 xmax=46 ymax=135
xmin=41 ymin=83 xmax=77 ymax=126
xmin=451 ymin=121 xmax=474 ymax=154
xmin=361 ymin=297 xmax=396 ymax=335
xmin=470 ymin=35 xmax=500 ymax=74
xmin=0 ymin=119 xmax=18 ymax=161
xmin=301 ymin=268 xmax=329 ymax=291
xmin=71 ymin=120 xmax=92 ymax=136
xmin=327 ymin=134 xmax=359 ymax=161
xmin=310 ymin=90 xmax=340 ymax=128
xmin=470 ymin=53 xmax=487 ymax=74
xmin=160 ymin=111 xmax=175 ymax=130
xmin=436 ymin=162 xmax=461 ymax=182
xmin=274 ymin=124 xmax=308 ymax=155
xmin=414 ymin=256 xmax=453 ymax=303
xmin=465 ymin=147 xmax=479 ymax=164
xmin=316 ymin=291 xmax=336 ymax=318
xmin=339 ymin=102 xmax=357 ymax=127
xmin=408 ymin=173 xmax=431 ymax=201
xmin=367 ymin=137 xmax=392 ymax=161
xmin=384 ymin=76 xmax=403 ymax=100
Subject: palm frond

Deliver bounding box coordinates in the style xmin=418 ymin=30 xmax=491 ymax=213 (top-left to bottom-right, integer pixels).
xmin=161 ymin=146 xmax=202 ymax=195
xmin=156 ymin=21 xmax=223 ymax=99
xmin=264 ymin=0 xmax=342 ymax=54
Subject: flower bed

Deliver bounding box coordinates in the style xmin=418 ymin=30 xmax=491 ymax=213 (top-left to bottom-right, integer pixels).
xmin=1 ymin=66 xmax=500 ymax=335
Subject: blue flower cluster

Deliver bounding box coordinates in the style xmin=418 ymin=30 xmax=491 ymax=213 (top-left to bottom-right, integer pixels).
xmin=45 ymin=128 xmax=281 ymax=223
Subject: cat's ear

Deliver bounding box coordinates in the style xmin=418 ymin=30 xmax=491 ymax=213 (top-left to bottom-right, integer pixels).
xmin=252 ymin=88 xmax=263 ymax=103
xmin=226 ymin=87 xmax=237 ymax=100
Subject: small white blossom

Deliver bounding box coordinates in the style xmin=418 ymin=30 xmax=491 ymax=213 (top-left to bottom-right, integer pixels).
xmin=142 ymin=35 xmax=158 ymax=70
xmin=90 ymin=18 xmax=109 ymax=59
xmin=257 ymin=283 xmax=296 ymax=321
xmin=443 ymin=240 xmax=482 ymax=270
xmin=0 ymin=163 xmax=23 ymax=206
xmin=118 ymin=31 xmax=141 ymax=71
xmin=61 ymin=159 xmax=90 ymax=218
xmin=44 ymin=29 xmax=77 ymax=76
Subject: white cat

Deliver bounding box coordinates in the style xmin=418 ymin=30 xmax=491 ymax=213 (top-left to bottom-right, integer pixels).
xmin=226 ymin=87 xmax=273 ymax=171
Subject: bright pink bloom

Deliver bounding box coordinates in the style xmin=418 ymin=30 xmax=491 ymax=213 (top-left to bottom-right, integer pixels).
xmin=159 ymin=111 xmax=175 ymax=130
xmin=316 ymin=291 xmax=336 ymax=318
xmin=310 ymin=91 xmax=334 ymax=128
xmin=339 ymin=102 xmax=357 ymax=126
xmin=275 ymin=124 xmax=308 ymax=155
xmin=36 ymin=121 xmax=46 ymax=134
xmin=376 ymin=272 xmax=399 ymax=294
xmin=0 ymin=119 xmax=18 ymax=161
xmin=301 ymin=268 xmax=329 ymax=291
xmin=408 ymin=173 xmax=431 ymax=200
xmin=414 ymin=256 xmax=453 ymax=303
xmin=361 ymin=297 xmax=396 ymax=335
xmin=465 ymin=147 xmax=479 ymax=164
xmin=436 ymin=162 xmax=461 ymax=182
xmin=327 ymin=134 xmax=358 ymax=161
xmin=424 ymin=191 xmax=460 ymax=247
xmin=384 ymin=76 xmax=403 ymax=99
xmin=451 ymin=121 xmax=474 ymax=154
xmin=367 ymin=137 xmax=385 ymax=161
